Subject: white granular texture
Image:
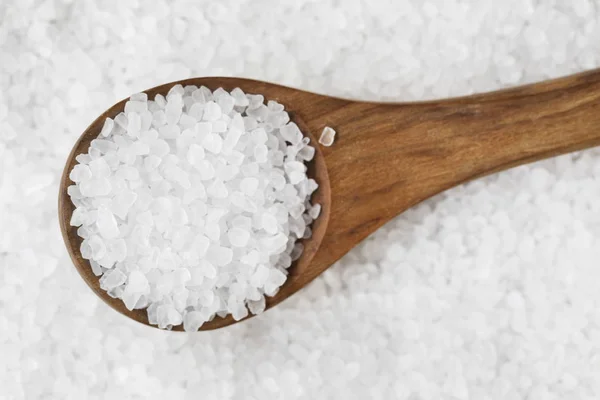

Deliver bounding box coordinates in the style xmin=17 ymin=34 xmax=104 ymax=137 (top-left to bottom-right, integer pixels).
xmin=68 ymin=85 xmax=319 ymax=330
xmin=3 ymin=0 xmax=600 ymax=399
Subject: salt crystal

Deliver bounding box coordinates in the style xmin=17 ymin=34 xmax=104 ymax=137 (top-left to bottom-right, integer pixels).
xmin=207 ymin=179 xmax=228 ymax=198
xmin=186 ymin=143 xmax=205 ymax=166
xmin=96 ymin=206 xmax=119 ymax=239
xmin=202 ymin=133 xmax=223 ymax=154
xmin=100 ymin=269 xmax=126 ymax=290
xmin=217 ymin=94 xmax=235 ymax=114
xmin=91 ymin=139 xmax=117 ymax=154
xmin=203 ymin=101 xmax=222 ymax=121
xmin=69 ymin=164 xmax=92 ymax=182
xmin=111 ymin=190 xmax=137 ymax=219
xmin=280 ymin=123 xmax=303 ymax=145
xmin=130 ymin=92 xmax=148 ymax=102
xmin=114 ymin=113 xmax=128 ymax=130
xmin=262 ymin=213 xmax=279 ymax=234
xmin=228 ymin=227 xmax=250 ymax=247
xmin=240 ymin=177 xmax=259 ymax=196
xmin=100 ymin=118 xmax=115 ymax=137
xmin=254 ymin=144 xmax=268 ymax=163
xmin=126 ymin=112 xmax=142 ymax=136
xmin=183 ymin=311 xmax=205 ymax=332
xmin=298 ymin=145 xmax=315 ymax=161
xmin=231 ymin=87 xmax=250 ymax=106
xmin=207 ymin=245 xmax=233 ymax=266
xmin=212 ymin=120 xmax=227 ymax=133
xmin=319 ymin=126 xmax=336 ymax=146
xmin=89 ymin=158 xmax=111 ymax=178
xmin=144 ymin=155 xmax=162 ymax=171
xmin=309 ymin=204 xmax=321 ymax=219
xmin=126 ymin=270 xmax=149 ymax=293
xmin=80 ymin=178 xmax=112 ymax=196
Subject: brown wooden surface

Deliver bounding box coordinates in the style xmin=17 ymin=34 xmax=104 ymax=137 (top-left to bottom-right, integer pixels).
xmin=59 ymin=69 xmax=600 ymax=331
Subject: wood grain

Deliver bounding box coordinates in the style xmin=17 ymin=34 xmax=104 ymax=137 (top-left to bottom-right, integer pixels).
xmin=59 ymin=69 xmax=600 ymax=330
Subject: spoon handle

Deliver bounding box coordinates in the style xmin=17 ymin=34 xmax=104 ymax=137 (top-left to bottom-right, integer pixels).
xmin=312 ymin=68 xmax=600 ymax=264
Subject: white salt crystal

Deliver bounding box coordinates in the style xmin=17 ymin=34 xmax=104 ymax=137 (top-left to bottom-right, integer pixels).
xmin=130 ymin=92 xmax=147 ymax=102
xmin=195 ymin=160 xmax=216 ymax=180
xmin=264 ymin=269 xmax=287 ymax=295
xmin=254 ymin=144 xmax=268 ymax=163
xmin=88 ymin=235 xmax=107 ymax=259
xmin=69 ymin=164 xmax=92 ymax=182
xmin=75 ymin=154 xmax=92 ymax=164
xmin=319 ymin=126 xmax=336 ymax=146
xmin=288 ymin=171 xmax=305 ymax=185
xmin=111 ymin=190 xmax=137 ymax=219
xmin=125 ymin=101 xmax=148 ymax=114
xmin=231 ymin=305 xmax=249 ymax=321
xmin=109 ymin=239 xmax=127 ymax=262
xmin=67 ymin=185 xmax=83 ymax=200
xmin=280 ymin=123 xmax=303 ymax=145
xmin=228 ymin=227 xmax=250 ymax=247
xmin=207 ymin=179 xmax=228 ymax=198
xmin=223 ymin=128 xmax=242 ymax=154
xmin=203 ymin=101 xmax=222 ymax=121
xmin=114 ymin=113 xmax=128 ymax=130
xmin=192 ymin=234 xmax=210 ymax=257
xmin=309 ymin=204 xmax=321 ymax=219
xmin=178 ymin=113 xmax=196 ymax=129
xmin=240 ymin=177 xmax=259 ymax=196
xmin=126 ymin=112 xmax=141 ymax=136
xmin=100 ymin=118 xmax=114 ymax=137
xmin=183 ymin=311 xmax=205 ymax=332
xmin=188 ymin=103 xmax=204 ymax=120
xmin=122 ymin=291 xmax=142 ymax=311
xmin=165 ymin=98 xmax=183 ymax=125
xmin=91 ymin=139 xmax=117 ymax=154
xmin=186 ymin=143 xmax=205 ymax=165
xmin=130 ymin=141 xmax=149 ymax=156
xmin=173 ymin=268 xmax=191 ymax=285
xmin=251 ymin=128 xmax=268 ymax=144
xmin=144 ymin=155 xmax=162 ymax=171
xmin=80 ymin=178 xmax=112 ymax=196
xmin=96 ymin=206 xmax=119 ymax=239
xmin=261 ymin=213 xmax=279 ymax=234
xmin=202 ymin=133 xmax=223 ymax=154
xmin=149 ymin=139 xmax=170 ymax=157
xmin=207 ymin=245 xmax=233 ymax=267
xmin=158 ymin=124 xmax=180 ymax=139
xmin=195 ymin=121 xmax=212 ymax=137
xmin=217 ymin=94 xmax=235 ymax=115
xmin=116 ymin=165 xmax=139 ymax=181
xmin=126 ymin=270 xmax=149 ymax=293
xmin=211 ymin=120 xmax=227 ymax=133
xmin=298 ymin=145 xmax=315 ymax=161
xmin=100 ymin=269 xmax=126 ymax=290
xmin=89 ymin=158 xmax=111 ymax=178
xmin=231 ymin=87 xmax=249 ymax=106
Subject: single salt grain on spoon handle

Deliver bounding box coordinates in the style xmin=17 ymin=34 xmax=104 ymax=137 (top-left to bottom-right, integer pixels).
xmin=59 ymin=70 xmax=600 ymax=330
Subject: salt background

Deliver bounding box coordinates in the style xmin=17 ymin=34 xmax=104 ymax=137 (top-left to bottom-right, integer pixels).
xmin=2 ymin=0 xmax=600 ymax=399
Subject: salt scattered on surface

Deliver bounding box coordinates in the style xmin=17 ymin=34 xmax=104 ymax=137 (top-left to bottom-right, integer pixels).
xmin=68 ymin=86 xmax=319 ymax=330
xmin=3 ymin=0 xmax=600 ymax=398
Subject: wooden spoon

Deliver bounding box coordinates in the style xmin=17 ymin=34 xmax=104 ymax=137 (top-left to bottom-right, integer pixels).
xmin=59 ymin=69 xmax=600 ymax=331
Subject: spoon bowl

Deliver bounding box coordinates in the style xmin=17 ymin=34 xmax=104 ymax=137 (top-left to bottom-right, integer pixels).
xmin=59 ymin=70 xmax=600 ymax=330
xmin=59 ymin=78 xmax=333 ymax=330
